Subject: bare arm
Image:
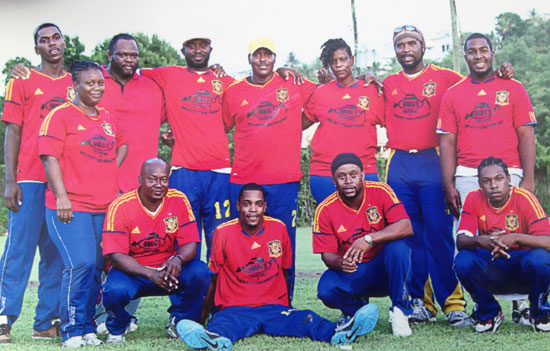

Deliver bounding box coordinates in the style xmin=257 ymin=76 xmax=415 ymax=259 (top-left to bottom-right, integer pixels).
xmin=200 ymin=274 xmax=217 ymax=325
xmin=344 ymin=218 xmax=413 ymax=263
xmin=40 ymin=155 xmax=72 ymax=223
xmin=302 ymin=112 xmax=315 ymax=130
xmin=321 ymin=252 xmax=357 ymax=273
xmin=516 ymin=125 xmax=536 ymax=193
xmin=440 ymin=133 xmax=461 ymax=218
xmin=116 ymin=144 xmax=129 ymax=168
xmin=3 ymin=123 xmax=22 ymax=212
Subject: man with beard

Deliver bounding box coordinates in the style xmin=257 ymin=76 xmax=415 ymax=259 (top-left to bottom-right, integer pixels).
xmin=177 ymin=183 xmax=379 ymax=350
xmin=101 ymin=158 xmax=210 ymax=344
xmin=222 ymin=37 xmax=316 ymax=298
xmin=313 ymin=153 xmax=414 ymax=336
xmin=141 ymin=36 xmax=235 ymax=265
xmin=0 ymin=23 xmax=68 ymax=344
xmin=383 ymin=26 xmax=515 ymax=326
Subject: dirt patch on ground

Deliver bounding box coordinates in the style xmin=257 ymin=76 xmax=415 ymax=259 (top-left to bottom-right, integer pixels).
xmin=296 ymin=271 xmax=322 ymax=278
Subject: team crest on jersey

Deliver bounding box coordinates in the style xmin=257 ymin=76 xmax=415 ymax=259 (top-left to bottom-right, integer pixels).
xmin=212 ymin=80 xmax=223 ymax=95
xmin=505 ymin=214 xmax=519 ymax=231
xmin=358 ymin=96 xmax=370 ymax=110
xmin=267 ymin=240 xmax=282 ymax=257
xmin=101 ymin=123 xmax=114 ymax=137
xmin=366 ymin=206 xmax=381 ymax=224
xmin=66 ymin=87 xmax=76 ymax=101
xmin=276 ymin=88 xmax=289 ymax=102
xmin=164 ymin=216 xmax=178 ymax=233
xmin=495 ymin=91 xmax=510 ymax=106
xmin=422 ymin=82 xmax=436 ymax=97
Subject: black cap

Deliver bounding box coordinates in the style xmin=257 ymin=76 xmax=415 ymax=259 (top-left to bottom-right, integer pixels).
xmin=331 ymin=153 xmax=363 ymax=175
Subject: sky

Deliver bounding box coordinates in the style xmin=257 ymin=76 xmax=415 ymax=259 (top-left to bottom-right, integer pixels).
xmin=1 ymin=0 xmax=549 ymax=84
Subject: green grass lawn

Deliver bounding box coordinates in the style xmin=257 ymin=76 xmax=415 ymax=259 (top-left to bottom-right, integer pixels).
xmin=0 ymin=228 xmax=547 ymax=350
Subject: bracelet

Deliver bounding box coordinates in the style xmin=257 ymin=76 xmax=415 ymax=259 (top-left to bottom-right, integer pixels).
xmin=170 ymin=255 xmax=184 ymax=265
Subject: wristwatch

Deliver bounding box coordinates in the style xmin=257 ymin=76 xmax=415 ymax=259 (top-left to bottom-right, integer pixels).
xmin=363 ymin=234 xmax=373 ymax=246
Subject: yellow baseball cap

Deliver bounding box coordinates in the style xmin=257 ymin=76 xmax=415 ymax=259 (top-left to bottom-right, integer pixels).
xmin=248 ymin=36 xmax=276 ymax=55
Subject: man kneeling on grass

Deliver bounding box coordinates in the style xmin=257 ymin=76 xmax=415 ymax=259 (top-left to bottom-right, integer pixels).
xmin=454 ymin=156 xmax=550 ymax=333
xmin=101 ymin=158 xmax=210 ymax=343
xmin=177 ymin=183 xmax=378 ymax=351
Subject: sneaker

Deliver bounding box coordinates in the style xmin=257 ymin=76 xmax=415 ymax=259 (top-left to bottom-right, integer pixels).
xmin=177 ymin=319 xmax=232 ymax=351
xmin=334 ymin=314 xmax=353 ymax=332
xmin=32 ymin=320 xmax=61 ymax=339
xmin=533 ymin=314 xmax=550 ymax=332
xmin=389 ymin=306 xmax=412 ymax=337
xmin=106 ymin=333 xmax=125 ymax=344
xmin=409 ymin=298 xmax=436 ymax=323
xmin=166 ymin=316 xmax=177 ymax=338
xmin=0 ymin=316 xmax=10 ymax=344
xmin=83 ymin=333 xmax=103 ymax=346
xmin=446 ymin=310 xmax=475 ymax=327
xmin=95 ymin=322 xmax=107 ymax=335
xmin=512 ymin=300 xmax=531 ymax=326
xmin=62 ymin=335 xmax=85 ymax=348
xmin=331 ymin=303 xmax=379 ymax=345
xmin=128 ymin=316 xmax=139 ymax=333
xmin=474 ymin=310 xmax=504 ymax=333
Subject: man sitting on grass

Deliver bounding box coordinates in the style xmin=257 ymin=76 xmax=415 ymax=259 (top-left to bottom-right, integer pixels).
xmin=177 ymin=183 xmax=379 ymax=351
xmin=454 ymin=156 xmax=550 ymax=333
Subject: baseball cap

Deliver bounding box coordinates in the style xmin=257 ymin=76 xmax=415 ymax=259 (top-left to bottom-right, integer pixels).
xmin=248 ymin=36 xmax=276 ymax=55
xmin=393 ymin=25 xmax=424 ymax=44
xmin=183 ymin=37 xmax=212 ymax=47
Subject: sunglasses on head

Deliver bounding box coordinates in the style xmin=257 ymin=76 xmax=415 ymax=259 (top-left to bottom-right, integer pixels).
xmin=393 ymin=25 xmax=419 ymax=36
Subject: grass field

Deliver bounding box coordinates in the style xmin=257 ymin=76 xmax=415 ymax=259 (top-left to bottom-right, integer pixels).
xmin=1 ymin=228 xmax=547 ymax=350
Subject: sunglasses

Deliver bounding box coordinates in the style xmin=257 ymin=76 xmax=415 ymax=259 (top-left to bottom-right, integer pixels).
xmin=393 ymin=25 xmax=419 ymax=36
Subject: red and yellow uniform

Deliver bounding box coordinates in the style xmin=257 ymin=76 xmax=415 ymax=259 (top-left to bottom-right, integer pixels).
xmin=38 ymin=102 xmax=127 ymax=212
xmin=304 ymin=81 xmax=382 ymax=176
xmin=437 ymin=74 xmax=537 ymax=169
xmin=102 ymin=188 xmax=199 ymax=267
xmin=141 ymin=66 xmax=234 ymax=170
xmin=2 ymin=69 xmax=73 ymax=181
xmin=458 ymin=186 xmax=550 ymax=247
xmin=100 ymin=67 xmax=165 ymax=192
xmin=383 ymin=64 xmax=462 ymax=151
xmin=222 ymin=73 xmax=315 ymax=184
xmin=313 ymin=181 xmax=409 ymax=262
xmin=209 ymin=216 xmax=292 ymax=309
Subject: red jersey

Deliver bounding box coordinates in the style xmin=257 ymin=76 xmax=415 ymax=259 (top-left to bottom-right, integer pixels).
xmin=209 ymin=216 xmax=292 ymax=309
xmin=223 ymin=73 xmax=316 ymax=184
xmin=383 ymin=64 xmax=462 ymax=151
xmin=100 ymin=67 xmax=165 ymax=193
xmin=102 ymin=188 xmax=199 ymax=267
xmin=437 ymin=75 xmax=536 ymax=168
xmin=458 ymin=186 xmax=550 ymax=250
xmin=141 ymin=66 xmax=234 ymax=170
xmin=39 ymin=102 xmax=128 ymax=212
xmin=2 ymin=69 xmax=73 ymax=182
xmin=304 ymin=81 xmax=382 ymax=176
xmin=313 ymin=181 xmax=409 ymax=262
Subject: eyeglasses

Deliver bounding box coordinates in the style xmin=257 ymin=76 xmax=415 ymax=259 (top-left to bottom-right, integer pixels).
xmin=393 ymin=25 xmax=419 ymax=36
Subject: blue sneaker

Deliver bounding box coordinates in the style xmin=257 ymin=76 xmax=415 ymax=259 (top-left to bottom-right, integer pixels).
xmin=331 ymin=303 xmax=379 ymax=345
xmin=176 ymin=319 xmax=232 ymax=351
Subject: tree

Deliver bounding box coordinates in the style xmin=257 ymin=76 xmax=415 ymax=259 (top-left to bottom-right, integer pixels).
xmin=90 ymin=32 xmax=186 ymax=67
xmin=63 ymin=35 xmax=90 ymax=68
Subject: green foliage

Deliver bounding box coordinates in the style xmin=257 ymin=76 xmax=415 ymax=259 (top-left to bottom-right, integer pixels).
xmin=63 ymin=35 xmax=90 ymax=68
xmin=297 ymin=146 xmax=316 ymax=227
xmin=90 ymin=33 xmax=186 ymax=68
xmin=2 ymin=57 xmax=32 ymax=85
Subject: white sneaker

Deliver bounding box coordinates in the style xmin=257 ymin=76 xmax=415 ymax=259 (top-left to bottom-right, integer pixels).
xmin=62 ymin=336 xmax=85 ymax=348
xmin=95 ymin=322 xmax=107 ymax=335
xmin=409 ymin=298 xmax=436 ymax=323
xmin=512 ymin=300 xmax=531 ymax=326
xmin=83 ymin=333 xmax=102 ymax=346
xmin=390 ymin=307 xmax=412 ymax=337
xmin=106 ymin=334 xmax=125 ymax=344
